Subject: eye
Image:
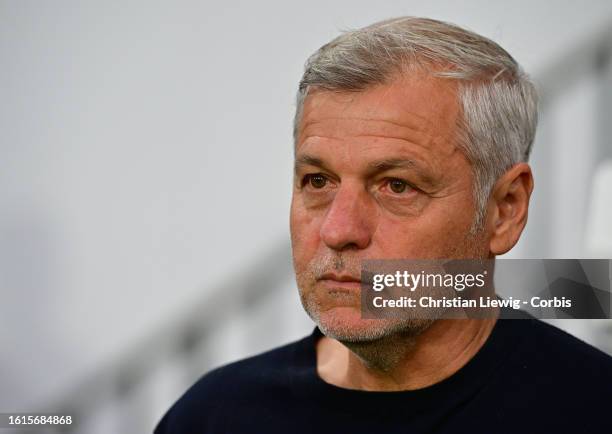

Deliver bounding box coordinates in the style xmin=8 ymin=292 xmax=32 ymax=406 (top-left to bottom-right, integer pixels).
xmin=304 ymin=173 xmax=328 ymax=189
xmin=387 ymin=178 xmax=412 ymax=194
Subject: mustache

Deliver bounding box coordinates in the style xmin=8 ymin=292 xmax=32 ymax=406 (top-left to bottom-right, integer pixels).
xmin=309 ymin=253 xmax=362 ymax=280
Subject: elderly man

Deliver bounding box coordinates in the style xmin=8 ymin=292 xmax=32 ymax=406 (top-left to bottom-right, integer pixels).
xmin=155 ymin=17 xmax=612 ymax=434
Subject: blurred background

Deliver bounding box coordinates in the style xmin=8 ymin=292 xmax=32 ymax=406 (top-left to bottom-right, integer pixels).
xmin=1 ymin=0 xmax=611 ymax=433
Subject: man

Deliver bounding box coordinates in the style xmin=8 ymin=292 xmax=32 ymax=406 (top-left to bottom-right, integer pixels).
xmin=155 ymin=17 xmax=612 ymax=433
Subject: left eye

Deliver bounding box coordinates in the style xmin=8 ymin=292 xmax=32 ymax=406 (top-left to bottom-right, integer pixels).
xmin=388 ymin=179 xmax=411 ymax=194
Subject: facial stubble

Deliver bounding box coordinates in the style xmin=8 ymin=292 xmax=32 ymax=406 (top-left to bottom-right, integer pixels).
xmin=295 ymin=228 xmax=488 ymax=372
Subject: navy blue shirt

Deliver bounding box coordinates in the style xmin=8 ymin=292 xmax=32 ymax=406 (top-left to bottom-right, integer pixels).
xmin=155 ymin=313 xmax=612 ymax=433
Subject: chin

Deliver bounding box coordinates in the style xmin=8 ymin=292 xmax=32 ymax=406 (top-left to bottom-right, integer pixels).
xmin=313 ymin=306 xmax=424 ymax=343
xmin=299 ymin=288 xmax=433 ymax=343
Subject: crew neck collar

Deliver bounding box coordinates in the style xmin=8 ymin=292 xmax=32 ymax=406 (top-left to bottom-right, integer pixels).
xmin=290 ymin=314 xmax=528 ymax=413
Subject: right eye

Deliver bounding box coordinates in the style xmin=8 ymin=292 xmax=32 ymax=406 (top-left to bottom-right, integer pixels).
xmin=303 ymin=173 xmax=328 ymax=189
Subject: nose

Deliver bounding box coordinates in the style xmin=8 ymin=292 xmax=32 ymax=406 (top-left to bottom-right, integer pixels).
xmin=319 ymin=183 xmax=374 ymax=252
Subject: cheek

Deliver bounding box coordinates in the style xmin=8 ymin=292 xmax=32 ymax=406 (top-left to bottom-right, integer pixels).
xmin=373 ymin=207 xmax=473 ymax=257
xmin=373 ymin=221 xmax=431 ymax=257
xmin=290 ymin=200 xmax=322 ymax=271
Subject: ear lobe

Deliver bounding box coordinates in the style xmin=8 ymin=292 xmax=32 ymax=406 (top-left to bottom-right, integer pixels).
xmin=488 ymin=163 xmax=534 ymax=255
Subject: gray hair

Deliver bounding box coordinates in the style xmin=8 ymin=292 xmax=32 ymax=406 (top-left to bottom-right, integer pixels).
xmin=293 ymin=17 xmax=538 ymax=230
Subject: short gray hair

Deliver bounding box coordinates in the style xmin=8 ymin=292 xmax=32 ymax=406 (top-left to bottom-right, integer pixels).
xmin=293 ymin=17 xmax=538 ymax=230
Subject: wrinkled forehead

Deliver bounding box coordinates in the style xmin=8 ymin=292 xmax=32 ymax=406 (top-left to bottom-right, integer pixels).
xmin=296 ymin=74 xmax=460 ymax=149
xmin=296 ymin=74 xmax=462 ymax=161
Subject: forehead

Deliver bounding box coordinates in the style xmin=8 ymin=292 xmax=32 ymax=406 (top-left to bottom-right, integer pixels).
xmin=296 ymin=74 xmax=460 ymax=159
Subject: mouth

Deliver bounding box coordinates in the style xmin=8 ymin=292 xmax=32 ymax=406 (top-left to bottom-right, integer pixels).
xmin=317 ymin=272 xmax=362 ymax=291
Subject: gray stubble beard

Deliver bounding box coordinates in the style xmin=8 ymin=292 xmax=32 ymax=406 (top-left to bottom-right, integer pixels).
xmin=298 ymin=273 xmax=438 ymax=373
xmin=296 ymin=225 xmax=488 ymax=373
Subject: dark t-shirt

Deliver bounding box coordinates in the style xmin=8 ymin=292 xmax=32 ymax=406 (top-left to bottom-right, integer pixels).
xmin=155 ymin=312 xmax=612 ymax=433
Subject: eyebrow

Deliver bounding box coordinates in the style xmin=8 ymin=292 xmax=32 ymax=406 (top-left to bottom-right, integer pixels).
xmin=295 ymin=155 xmax=422 ymax=174
xmin=294 ymin=155 xmax=329 ymax=173
xmin=366 ymin=158 xmax=418 ymax=172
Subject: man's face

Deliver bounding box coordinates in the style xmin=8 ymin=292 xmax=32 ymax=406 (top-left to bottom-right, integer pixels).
xmin=290 ymin=74 xmax=489 ymax=342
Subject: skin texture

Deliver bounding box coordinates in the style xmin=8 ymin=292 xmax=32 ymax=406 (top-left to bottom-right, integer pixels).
xmin=289 ymin=73 xmax=533 ymax=390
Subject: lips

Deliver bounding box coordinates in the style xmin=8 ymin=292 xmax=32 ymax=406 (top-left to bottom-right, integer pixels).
xmin=319 ymin=272 xmax=361 ymax=282
xmin=318 ymin=272 xmax=362 ymax=291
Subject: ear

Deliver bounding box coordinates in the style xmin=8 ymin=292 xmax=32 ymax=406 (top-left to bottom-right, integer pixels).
xmin=486 ymin=163 xmax=534 ymax=255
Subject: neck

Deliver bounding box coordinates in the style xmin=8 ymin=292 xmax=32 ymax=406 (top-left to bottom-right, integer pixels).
xmin=316 ymin=313 xmax=499 ymax=391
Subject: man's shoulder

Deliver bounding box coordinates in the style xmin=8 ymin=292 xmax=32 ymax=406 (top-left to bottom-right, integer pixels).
xmin=520 ymin=317 xmax=612 ymax=365
xmin=194 ymin=333 xmax=306 ymax=392
xmin=154 ymin=332 xmax=311 ymax=433
xmin=504 ymin=316 xmax=612 ymax=391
